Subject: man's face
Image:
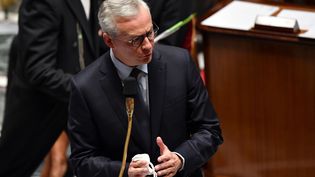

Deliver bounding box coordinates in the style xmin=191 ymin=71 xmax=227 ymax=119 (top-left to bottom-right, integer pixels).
xmin=109 ymin=5 xmax=155 ymax=67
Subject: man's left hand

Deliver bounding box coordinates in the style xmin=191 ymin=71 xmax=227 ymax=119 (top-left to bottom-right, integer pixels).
xmin=154 ymin=137 xmax=182 ymax=177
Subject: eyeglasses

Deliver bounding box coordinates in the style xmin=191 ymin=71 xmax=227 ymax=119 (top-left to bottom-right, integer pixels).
xmin=126 ymin=23 xmax=159 ymax=48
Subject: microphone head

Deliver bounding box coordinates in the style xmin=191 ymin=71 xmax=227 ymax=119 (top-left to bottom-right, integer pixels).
xmin=123 ymin=77 xmax=137 ymax=97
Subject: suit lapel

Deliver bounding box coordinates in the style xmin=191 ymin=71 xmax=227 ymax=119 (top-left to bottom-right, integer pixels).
xmin=148 ymin=49 xmax=166 ymax=152
xmin=98 ymin=53 xmax=150 ymax=153
xmin=66 ymin=0 xmax=95 ymax=53
xmin=98 ymin=54 xmax=127 ymax=129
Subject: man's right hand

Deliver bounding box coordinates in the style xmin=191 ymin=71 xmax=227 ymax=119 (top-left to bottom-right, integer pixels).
xmin=128 ymin=159 xmax=149 ymax=177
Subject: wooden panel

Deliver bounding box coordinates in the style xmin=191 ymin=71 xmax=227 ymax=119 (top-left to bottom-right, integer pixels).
xmin=202 ymin=31 xmax=315 ymax=177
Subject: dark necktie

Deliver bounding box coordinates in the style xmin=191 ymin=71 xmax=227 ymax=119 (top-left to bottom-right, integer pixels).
xmin=130 ymin=68 xmax=151 ymax=150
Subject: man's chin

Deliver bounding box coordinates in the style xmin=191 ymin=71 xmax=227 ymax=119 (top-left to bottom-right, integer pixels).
xmin=141 ymin=56 xmax=152 ymax=64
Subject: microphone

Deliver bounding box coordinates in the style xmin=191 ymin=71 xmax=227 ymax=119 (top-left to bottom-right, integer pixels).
xmin=123 ymin=77 xmax=137 ymax=117
xmin=119 ymin=77 xmax=137 ymax=177
xmin=123 ymin=76 xmax=138 ymax=96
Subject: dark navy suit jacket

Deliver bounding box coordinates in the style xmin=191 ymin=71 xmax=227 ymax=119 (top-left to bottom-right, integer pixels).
xmin=68 ymin=44 xmax=223 ymax=177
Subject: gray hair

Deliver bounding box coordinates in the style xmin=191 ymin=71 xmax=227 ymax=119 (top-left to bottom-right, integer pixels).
xmin=98 ymin=0 xmax=150 ymax=37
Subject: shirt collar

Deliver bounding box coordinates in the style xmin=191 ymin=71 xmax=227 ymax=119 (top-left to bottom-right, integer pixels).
xmin=110 ymin=49 xmax=148 ymax=80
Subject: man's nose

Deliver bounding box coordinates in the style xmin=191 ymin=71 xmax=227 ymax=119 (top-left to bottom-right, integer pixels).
xmin=141 ymin=37 xmax=153 ymax=50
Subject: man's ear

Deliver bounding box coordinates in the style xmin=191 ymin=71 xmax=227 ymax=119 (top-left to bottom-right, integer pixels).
xmin=102 ymin=32 xmax=114 ymax=48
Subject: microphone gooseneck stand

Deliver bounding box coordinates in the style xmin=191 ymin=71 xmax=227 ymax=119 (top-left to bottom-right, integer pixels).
xmin=118 ymin=77 xmax=137 ymax=177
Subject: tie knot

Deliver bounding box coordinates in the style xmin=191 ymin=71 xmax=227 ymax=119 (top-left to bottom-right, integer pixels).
xmin=130 ymin=68 xmax=142 ymax=79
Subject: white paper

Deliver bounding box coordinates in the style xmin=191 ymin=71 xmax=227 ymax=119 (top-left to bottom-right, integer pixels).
xmin=277 ymin=9 xmax=315 ymax=39
xmin=201 ymin=0 xmax=279 ymax=31
xmin=255 ymin=15 xmax=297 ymax=28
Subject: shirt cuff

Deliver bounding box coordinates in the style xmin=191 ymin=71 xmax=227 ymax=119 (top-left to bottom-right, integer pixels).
xmin=173 ymin=152 xmax=185 ymax=171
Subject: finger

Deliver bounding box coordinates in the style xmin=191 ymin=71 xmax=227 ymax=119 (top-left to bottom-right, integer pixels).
xmin=155 ymin=157 xmax=174 ymax=171
xmin=156 ymin=136 xmax=169 ymax=155
xmin=128 ymin=169 xmax=148 ymax=177
xmin=157 ymin=153 xmax=171 ymax=163
xmin=130 ymin=160 xmax=148 ymax=168
xmin=129 ymin=161 xmax=149 ymax=177
xmin=156 ymin=167 xmax=176 ymax=177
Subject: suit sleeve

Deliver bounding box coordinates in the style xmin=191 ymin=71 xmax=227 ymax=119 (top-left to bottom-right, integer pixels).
xmin=148 ymin=0 xmax=182 ymax=46
xmin=174 ymin=51 xmax=223 ymax=176
xmin=18 ymin=0 xmax=72 ymax=102
xmin=68 ymin=78 xmax=128 ymax=177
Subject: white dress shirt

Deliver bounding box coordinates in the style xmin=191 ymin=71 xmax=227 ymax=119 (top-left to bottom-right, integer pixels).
xmin=80 ymin=0 xmax=90 ymax=19
xmin=110 ymin=49 xmax=150 ymax=107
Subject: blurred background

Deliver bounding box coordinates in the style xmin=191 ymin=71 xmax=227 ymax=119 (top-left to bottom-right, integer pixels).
xmin=0 ymin=0 xmax=19 ymax=132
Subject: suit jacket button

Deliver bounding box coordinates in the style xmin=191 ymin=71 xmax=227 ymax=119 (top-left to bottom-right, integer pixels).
xmin=73 ymin=42 xmax=78 ymax=47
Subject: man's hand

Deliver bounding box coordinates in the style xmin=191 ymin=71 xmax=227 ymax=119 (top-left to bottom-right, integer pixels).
xmin=128 ymin=159 xmax=149 ymax=177
xmin=155 ymin=137 xmax=182 ymax=177
xmin=98 ymin=29 xmax=103 ymax=37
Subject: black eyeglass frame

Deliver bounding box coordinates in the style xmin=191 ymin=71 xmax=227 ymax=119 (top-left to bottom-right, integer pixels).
xmin=126 ymin=22 xmax=159 ymax=48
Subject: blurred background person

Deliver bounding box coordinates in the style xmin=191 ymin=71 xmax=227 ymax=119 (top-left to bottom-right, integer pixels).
xmin=0 ymin=0 xmax=106 ymax=177
xmin=0 ymin=0 xmax=17 ymax=20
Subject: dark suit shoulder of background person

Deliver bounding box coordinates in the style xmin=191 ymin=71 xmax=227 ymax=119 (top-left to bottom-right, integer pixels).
xmin=145 ymin=0 xmax=183 ymax=46
xmin=0 ymin=0 xmax=106 ymax=177
xmin=146 ymin=0 xmax=220 ymax=48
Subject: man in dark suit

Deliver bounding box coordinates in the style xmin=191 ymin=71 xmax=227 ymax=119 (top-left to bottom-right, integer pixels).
xmin=0 ymin=0 xmax=105 ymax=176
xmin=68 ymin=0 xmax=223 ymax=177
